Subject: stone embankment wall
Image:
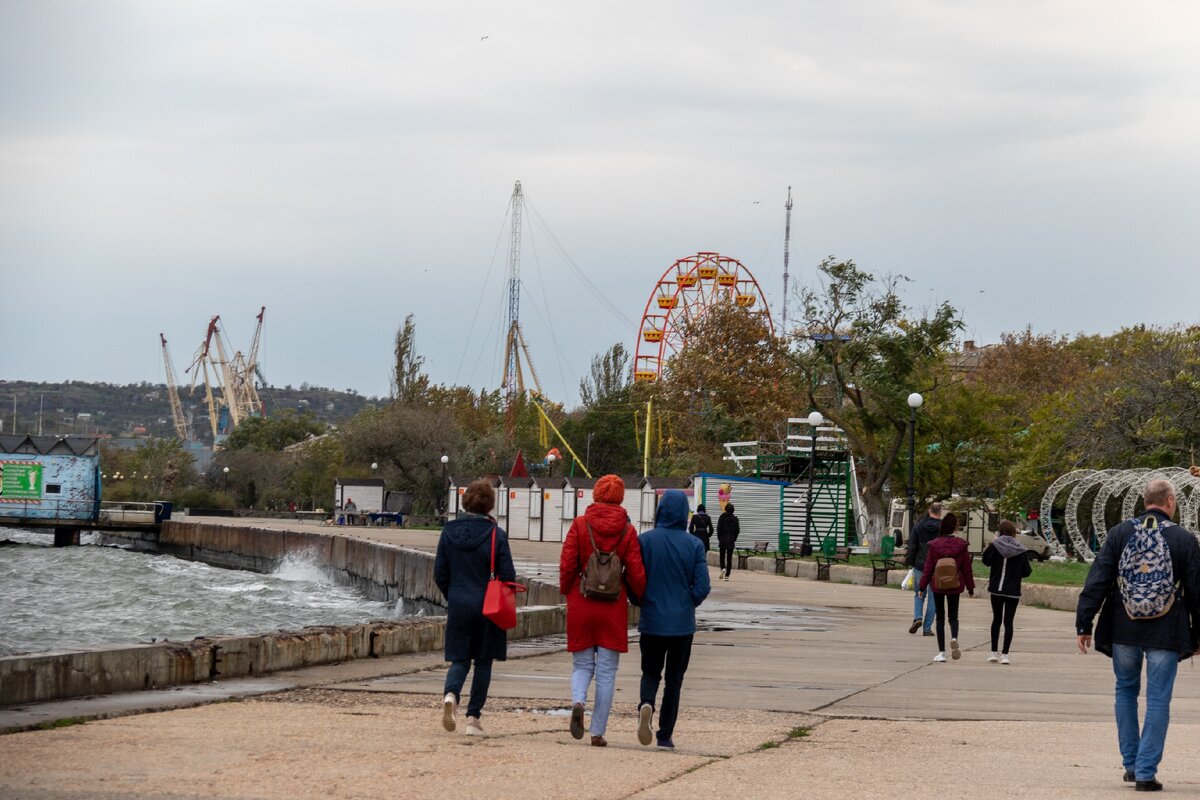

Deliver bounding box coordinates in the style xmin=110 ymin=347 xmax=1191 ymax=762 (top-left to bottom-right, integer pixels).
xmin=1 ymin=523 xmax=566 ymax=707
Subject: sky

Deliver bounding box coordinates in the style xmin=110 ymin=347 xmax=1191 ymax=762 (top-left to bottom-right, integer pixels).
xmin=2 ymin=1 xmax=1198 ymax=408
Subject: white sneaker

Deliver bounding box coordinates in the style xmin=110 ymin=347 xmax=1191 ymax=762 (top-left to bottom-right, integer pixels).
xmin=933 ymin=652 xmax=947 ymax=663
xmin=1000 ymin=654 xmax=1010 ymax=665
xmin=950 ymin=639 xmax=961 ymax=660
xmin=442 ymin=692 xmax=457 ymax=732
xmin=464 ymin=716 xmax=484 ymax=735
xmin=987 ymin=652 xmax=999 ymax=663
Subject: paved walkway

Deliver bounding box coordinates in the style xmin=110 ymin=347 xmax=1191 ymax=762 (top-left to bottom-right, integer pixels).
xmin=3 ymin=521 xmax=1200 ymax=798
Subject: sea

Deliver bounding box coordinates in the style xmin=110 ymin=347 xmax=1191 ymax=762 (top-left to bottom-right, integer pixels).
xmin=0 ymin=528 xmax=422 ymax=657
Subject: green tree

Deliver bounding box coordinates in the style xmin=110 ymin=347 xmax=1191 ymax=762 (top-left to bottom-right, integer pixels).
xmin=791 ymin=258 xmax=961 ymax=543
xmin=222 ymin=410 xmax=326 ymax=452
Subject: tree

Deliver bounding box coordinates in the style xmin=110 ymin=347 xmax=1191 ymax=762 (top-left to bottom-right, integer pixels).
xmin=222 ymin=410 xmax=325 ymax=452
xmin=579 ymin=343 xmax=631 ymax=408
xmin=791 ymin=258 xmax=961 ymax=542
xmin=390 ymin=314 xmax=429 ymax=403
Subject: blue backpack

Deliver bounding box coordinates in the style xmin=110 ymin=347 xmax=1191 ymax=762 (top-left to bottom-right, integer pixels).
xmin=1117 ymin=515 xmax=1176 ymax=620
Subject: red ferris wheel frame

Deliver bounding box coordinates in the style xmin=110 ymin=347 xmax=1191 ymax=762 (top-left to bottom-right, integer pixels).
xmin=633 ymin=251 xmax=774 ymax=382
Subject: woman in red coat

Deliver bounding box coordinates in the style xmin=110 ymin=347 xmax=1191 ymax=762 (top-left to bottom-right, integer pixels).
xmin=918 ymin=512 xmax=975 ymax=663
xmin=559 ymin=474 xmax=647 ymax=747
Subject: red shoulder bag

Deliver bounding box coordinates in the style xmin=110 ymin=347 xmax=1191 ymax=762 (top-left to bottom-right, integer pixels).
xmin=482 ymin=526 xmax=526 ymax=630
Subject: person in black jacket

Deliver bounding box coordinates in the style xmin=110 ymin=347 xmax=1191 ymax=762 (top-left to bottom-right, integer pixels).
xmin=981 ymin=520 xmax=1032 ymax=663
xmin=688 ymin=504 xmax=714 ymax=551
xmin=904 ymin=502 xmax=943 ymax=636
xmin=716 ymin=504 xmax=739 ymax=580
xmin=1076 ymin=479 xmax=1200 ymax=791
xmin=434 ymin=479 xmax=517 ymax=737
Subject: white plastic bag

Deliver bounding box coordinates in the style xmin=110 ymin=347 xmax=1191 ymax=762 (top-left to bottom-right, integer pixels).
xmin=900 ymin=568 xmax=915 ymax=591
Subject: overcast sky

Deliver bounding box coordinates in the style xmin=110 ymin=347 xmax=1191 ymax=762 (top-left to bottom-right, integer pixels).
xmin=2 ymin=1 xmax=1198 ymax=407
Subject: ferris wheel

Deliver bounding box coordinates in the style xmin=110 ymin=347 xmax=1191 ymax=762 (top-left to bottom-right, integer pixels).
xmin=633 ymin=251 xmax=774 ymax=382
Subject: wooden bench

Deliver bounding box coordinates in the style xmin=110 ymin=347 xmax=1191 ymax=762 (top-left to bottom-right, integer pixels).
xmin=774 ymin=548 xmax=804 ymax=574
xmin=869 ymin=556 xmax=906 ymax=586
xmin=814 ymin=547 xmax=852 ymax=580
xmin=736 ymin=540 xmax=769 ymax=569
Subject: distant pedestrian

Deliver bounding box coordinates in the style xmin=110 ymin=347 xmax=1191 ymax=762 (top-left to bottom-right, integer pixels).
xmin=343 ymin=497 xmax=358 ymax=525
xmin=982 ymin=520 xmax=1032 ymax=663
xmin=636 ymin=489 xmax=711 ymax=749
xmin=716 ymin=503 xmax=739 ymax=580
xmin=688 ymin=503 xmax=713 ymax=551
xmin=1076 ymin=479 xmax=1200 ymax=791
xmin=905 ymin=502 xmax=943 ymax=636
xmin=918 ymin=512 xmax=974 ymax=663
xmin=560 ymin=474 xmax=647 ymax=747
xmin=434 ymin=479 xmax=516 ymax=736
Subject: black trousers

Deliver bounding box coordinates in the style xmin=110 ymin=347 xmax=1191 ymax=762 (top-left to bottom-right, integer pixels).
xmin=639 ymin=633 xmax=694 ymax=741
xmin=933 ymin=592 xmax=960 ymax=652
xmin=718 ymin=545 xmax=734 ymax=576
xmin=990 ymin=595 xmax=1020 ymax=654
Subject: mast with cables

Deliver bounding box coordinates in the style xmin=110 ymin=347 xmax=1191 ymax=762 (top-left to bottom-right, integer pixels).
xmin=782 ymin=186 xmax=792 ymax=332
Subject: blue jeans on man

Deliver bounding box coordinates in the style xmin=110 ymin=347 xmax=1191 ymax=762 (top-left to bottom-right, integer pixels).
xmin=1112 ymin=643 xmax=1179 ymax=782
xmin=912 ymin=568 xmax=935 ymax=633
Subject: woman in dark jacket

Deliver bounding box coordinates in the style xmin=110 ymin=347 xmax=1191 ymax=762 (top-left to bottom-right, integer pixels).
xmin=981 ymin=520 xmax=1032 ymax=664
xmin=434 ymin=479 xmax=517 ymax=736
xmin=918 ymin=512 xmax=975 ymax=663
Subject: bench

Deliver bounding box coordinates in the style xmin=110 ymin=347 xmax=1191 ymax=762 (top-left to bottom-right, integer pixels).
xmin=869 ymin=556 xmax=906 ymax=586
xmin=736 ymin=540 xmax=769 ymax=569
xmin=774 ymin=548 xmax=804 ymax=574
xmin=814 ymin=547 xmax=852 ymax=580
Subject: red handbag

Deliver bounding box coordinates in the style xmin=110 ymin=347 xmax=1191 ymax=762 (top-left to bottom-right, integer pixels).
xmin=482 ymin=526 xmax=526 ymax=630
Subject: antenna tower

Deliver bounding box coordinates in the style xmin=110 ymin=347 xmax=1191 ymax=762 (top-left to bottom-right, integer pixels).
xmin=503 ymin=181 xmax=523 ymax=404
xmin=782 ymin=186 xmax=792 ymax=332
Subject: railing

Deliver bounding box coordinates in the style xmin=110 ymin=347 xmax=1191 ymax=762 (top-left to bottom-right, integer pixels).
xmin=98 ymin=501 xmax=168 ymax=525
xmin=0 ymin=499 xmax=168 ymax=525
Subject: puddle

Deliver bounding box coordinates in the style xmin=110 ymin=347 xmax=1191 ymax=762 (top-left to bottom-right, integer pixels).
xmin=695 ymin=601 xmax=840 ymax=632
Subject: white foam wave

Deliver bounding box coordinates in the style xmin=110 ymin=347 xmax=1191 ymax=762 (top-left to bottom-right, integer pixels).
xmin=270 ymin=552 xmax=333 ymax=584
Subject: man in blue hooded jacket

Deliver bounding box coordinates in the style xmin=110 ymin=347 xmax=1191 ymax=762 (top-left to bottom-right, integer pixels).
xmin=635 ymin=489 xmax=711 ymax=748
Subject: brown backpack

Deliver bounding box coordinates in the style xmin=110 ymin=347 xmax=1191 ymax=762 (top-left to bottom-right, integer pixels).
xmin=932 ymin=556 xmax=961 ymax=592
xmin=580 ymin=522 xmax=629 ymax=601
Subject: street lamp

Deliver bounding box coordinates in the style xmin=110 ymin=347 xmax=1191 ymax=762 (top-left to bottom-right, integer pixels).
xmin=439 ymin=455 xmax=449 ymax=517
xmin=223 ymin=466 xmax=230 ymax=491
xmin=370 ymin=461 xmax=378 ymax=473
xmin=546 ymin=452 xmax=557 ymax=477
xmin=906 ymin=392 xmax=924 ymax=538
xmin=802 ymin=410 xmax=824 ymax=556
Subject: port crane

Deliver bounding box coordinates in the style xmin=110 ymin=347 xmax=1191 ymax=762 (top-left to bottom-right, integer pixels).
xmin=159 ymin=333 xmax=189 ymax=440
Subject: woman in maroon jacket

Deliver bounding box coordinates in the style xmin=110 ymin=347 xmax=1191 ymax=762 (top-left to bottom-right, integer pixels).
xmin=559 ymin=474 xmax=647 ymax=747
xmin=918 ymin=512 xmax=975 ymax=662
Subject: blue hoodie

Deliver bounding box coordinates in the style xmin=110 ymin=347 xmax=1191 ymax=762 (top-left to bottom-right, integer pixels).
xmin=637 ymin=490 xmax=711 ymax=636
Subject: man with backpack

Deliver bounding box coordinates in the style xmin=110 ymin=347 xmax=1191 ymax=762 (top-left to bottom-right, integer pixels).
xmin=905 ymin=502 xmax=943 ymax=636
xmin=1076 ymin=479 xmax=1200 ymax=792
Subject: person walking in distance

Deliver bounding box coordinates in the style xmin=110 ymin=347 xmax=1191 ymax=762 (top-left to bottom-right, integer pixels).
xmin=716 ymin=503 xmax=739 ymax=580
xmin=1076 ymin=479 xmax=1200 ymax=791
xmin=918 ymin=512 xmax=974 ymax=662
xmin=906 ymin=502 xmax=943 ymax=636
xmin=434 ymin=480 xmax=517 ymax=736
xmin=982 ymin=520 xmax=1032 ymax=664
xmin=688 ymin=503 xmax=714 ymax=552
xmin=636 ymin=489 xmax=711 ymax=749
xmin=560 ymin=474 xmax=647 ymax=747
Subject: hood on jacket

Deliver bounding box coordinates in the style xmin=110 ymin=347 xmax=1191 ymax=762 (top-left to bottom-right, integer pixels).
xmin=440 ymin=515 xmax=496 ymax=552
xmin=991 ymin=534 xmax=1027 ymax=558
xmin=654 ymin=489 xmax=689 ymax=529
xmin=584 ymin=499 xmax=631 ymax=534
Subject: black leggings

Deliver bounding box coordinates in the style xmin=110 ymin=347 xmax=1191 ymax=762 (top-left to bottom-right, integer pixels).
xmin=990 ymin=595 xmax=1020 ymax=654
xmin=933 ymin=592 xmax=960 ymax=652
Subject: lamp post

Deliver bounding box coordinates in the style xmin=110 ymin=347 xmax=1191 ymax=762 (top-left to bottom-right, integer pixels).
xmin=223 ymin=466 xmax=229 ymax=492
xmin=439 ymin=455 xmax=449 ymax=517
xmin=546 ymin=452 xmax=557 ymax=477
xmin=802 ymin=410 xmax=824 ymax=556
xmin=906 ymin=392 xmax=924 ymax=536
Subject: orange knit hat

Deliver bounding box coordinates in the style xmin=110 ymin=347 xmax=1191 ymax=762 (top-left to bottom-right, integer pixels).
xmin=592 ymin=474 xmax=625 ymax=504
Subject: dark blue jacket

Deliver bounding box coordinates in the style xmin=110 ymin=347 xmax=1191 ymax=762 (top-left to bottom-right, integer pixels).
xmin=434 ymin=514 xmax=517 ymax=662
xmin=1076 ymin=509 xmax=1200 ymax=660
xmin=637 ymin=490 xmax=711 ymax=636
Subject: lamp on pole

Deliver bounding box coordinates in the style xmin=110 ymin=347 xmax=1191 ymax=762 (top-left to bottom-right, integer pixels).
xmin=439 ymin=455 xmax=449 ymax=517
xmin=802 ymin=410 xmax=824 ymax=556
xmin=906 ymin=392 xmax=924 ymax=535
xmin=546 ymin=452 xmax=557 ymax=477
xmin=222 ymin=466 xmax=229 ymax=492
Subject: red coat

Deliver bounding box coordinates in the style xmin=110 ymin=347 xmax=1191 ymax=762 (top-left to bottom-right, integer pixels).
xmin=918 ymin=535 xmax=975 ymax=595
xmin=559 ymin=502 xmax=647 ymax=653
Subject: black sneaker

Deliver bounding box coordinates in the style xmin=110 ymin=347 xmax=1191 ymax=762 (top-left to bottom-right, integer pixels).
xmin=1136 ymin=780 xmax=1163 ymax=792
xmin=1124 ymin=770 xmax=1135 ymax=783
xmin=656 ymin=737 xmax=675 ymax=749
xmin=908 ymin=618 xmax=921 ymax=634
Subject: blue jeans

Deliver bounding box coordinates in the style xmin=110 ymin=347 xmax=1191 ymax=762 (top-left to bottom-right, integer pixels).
xmin=572 ymin=646 xmax=620 ymax=736
xmin=912 ymin=568 xmax=935 ymax=632
xmin=1112 ymin=643 xmax=1179 ymax=781
xmin=444 ymin=658 xmax=493 ymax=719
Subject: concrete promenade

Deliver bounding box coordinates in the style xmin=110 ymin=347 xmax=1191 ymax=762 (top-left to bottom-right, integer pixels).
xmin=2 ymin=520 xmax=1200 ymax=798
